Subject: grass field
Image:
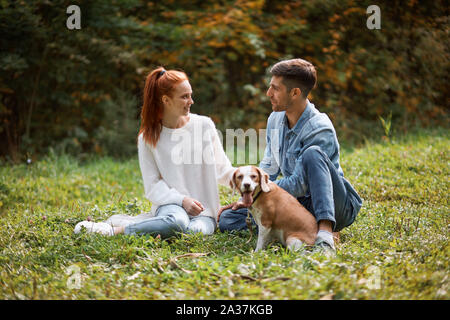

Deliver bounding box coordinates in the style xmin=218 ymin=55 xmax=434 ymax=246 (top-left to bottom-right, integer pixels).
xmin=0 ymin=129 xmax=448 ymax=299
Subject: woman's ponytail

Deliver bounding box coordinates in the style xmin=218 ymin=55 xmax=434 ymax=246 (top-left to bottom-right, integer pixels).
xmin=138 ymin=67 xmax=188 ymax=147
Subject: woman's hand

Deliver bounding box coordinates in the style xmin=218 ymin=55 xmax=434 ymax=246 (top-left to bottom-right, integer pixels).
xmin=182 ymin=197 xmax=204 ymax=216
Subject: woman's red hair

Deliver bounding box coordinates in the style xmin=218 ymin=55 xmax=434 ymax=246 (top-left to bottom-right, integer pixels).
xmin=139 ymin=67 xmax=188 ymax=147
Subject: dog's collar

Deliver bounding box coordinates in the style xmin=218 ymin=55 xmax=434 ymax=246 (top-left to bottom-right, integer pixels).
xmin=252 ymin=189 xmax=262 ymax=203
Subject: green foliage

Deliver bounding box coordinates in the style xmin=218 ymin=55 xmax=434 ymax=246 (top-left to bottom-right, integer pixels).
xmin=0 ymin=129 xmax=448 ymax=299
xmin=379 ymin=111 xmax=392 ymax=141
xmin=0 ymin=0 xmax=143 ymax=160
xmin=0 ymin=0 xmax=448 ymax=161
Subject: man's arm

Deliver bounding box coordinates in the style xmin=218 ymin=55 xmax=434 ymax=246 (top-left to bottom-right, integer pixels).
xmin=276 ymin=126 xmax=337 ymax=198
xmin=259 ymin=114 xmax=281 ymax=181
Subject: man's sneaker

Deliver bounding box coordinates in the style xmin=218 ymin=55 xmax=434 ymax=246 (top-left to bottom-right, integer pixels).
xmin=74 ymin=221 xmax=114 ymax=236
xmin=313 ymin=239 xmax=336 ymax=257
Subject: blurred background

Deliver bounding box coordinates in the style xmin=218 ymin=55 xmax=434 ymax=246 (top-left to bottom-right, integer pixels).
xmin=0 ymin=0 xmax=448 ymax=162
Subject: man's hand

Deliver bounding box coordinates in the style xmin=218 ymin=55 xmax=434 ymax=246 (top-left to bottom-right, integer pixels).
xmin=231 ymin=201 xmax=247 ymax=211
xmin=216 ymin=201 xmax=247 ymax=222
xmin=182 ymin=197 xmax=204 ymax=216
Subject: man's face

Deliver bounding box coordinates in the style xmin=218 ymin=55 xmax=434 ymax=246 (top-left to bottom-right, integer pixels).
xmin=266 ymin=76 xmax=292 ymax=112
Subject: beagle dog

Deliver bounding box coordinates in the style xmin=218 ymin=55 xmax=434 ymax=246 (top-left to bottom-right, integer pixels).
xmin=230 ymin=165 xmax=318 ymax=251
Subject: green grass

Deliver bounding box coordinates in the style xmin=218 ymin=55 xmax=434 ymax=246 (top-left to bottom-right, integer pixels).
xmin=0 ymin=129 xmax=448 ymax=299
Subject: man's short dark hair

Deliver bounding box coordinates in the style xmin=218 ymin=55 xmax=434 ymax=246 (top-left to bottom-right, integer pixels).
xmin=270 ymin=58 xmax=317 ymax=98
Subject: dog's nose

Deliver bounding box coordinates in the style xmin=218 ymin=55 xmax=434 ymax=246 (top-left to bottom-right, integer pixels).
xmin=243 ymin=183 xmax=250 ymax=189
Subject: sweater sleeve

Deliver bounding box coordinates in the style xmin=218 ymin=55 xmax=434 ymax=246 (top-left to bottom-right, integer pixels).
xmin=138 ymin=134 xmax=186 ymax=207
xmin=207 ymin=118 xmax=236 ymax=187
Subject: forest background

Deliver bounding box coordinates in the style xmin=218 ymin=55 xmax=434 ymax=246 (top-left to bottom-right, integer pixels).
xmin=0 ymin=0 xmax=448 ymax=162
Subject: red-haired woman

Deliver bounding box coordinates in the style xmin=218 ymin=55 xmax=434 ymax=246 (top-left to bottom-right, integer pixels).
xmin=74 ymin=67 xmax=236 ymax=237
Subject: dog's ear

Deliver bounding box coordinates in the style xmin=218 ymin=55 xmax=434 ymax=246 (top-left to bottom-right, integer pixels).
xmin=229 ymin=169 xmax=238 ymax=195
xmin=257 ymin=167 xmax=271 ymax=192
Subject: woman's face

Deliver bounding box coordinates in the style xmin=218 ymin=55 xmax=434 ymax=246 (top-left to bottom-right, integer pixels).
xmin=163 ymin=80 xmax=194 ymax=117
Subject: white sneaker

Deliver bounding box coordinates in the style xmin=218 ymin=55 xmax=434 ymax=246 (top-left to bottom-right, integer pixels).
xmin=105 ymin=212 xmax=154 ymax=227
xmin=104 ymin=214 xmax=136 ymax=227
xmin=74 ymin=221 xmax=114 ymax=236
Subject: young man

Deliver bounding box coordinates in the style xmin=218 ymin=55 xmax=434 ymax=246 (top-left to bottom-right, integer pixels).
xmin=218 ymin=58 xmax=362 ymax=253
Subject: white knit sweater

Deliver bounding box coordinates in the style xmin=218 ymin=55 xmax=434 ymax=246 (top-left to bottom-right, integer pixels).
xmin=137 ymin=113 xmax=235 ymax=220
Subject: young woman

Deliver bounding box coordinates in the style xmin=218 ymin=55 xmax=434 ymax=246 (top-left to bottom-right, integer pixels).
xmin=74 ymin=67 xmax=236 ymax=238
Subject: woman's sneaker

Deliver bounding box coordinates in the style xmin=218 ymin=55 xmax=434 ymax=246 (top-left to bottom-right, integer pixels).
xmin=105 ymin=212 xmax=153 ymax=227
xmin=74 ymin=221 xmax=114 ymax=236
xmin=104 ymin=214 xmax=136 ymax=228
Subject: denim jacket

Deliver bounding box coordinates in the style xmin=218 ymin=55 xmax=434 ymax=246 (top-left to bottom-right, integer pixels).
xmin=259 ymin=100 xmax=362 ymax=214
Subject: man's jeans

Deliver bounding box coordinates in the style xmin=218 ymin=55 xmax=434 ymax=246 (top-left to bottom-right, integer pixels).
xmin=123 ymin=204 xmax=216 ymax=238
xmin=219 ymin=146 xmax=357 ymax=232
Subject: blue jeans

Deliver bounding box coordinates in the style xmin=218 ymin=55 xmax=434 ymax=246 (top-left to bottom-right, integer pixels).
xmin=218 ymin=207 xmax=258 ymax=233
xmin=124 ymin=204 xmax=216 ymax=238
xmin=219 ymin=146 xmax=358 ymax=233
